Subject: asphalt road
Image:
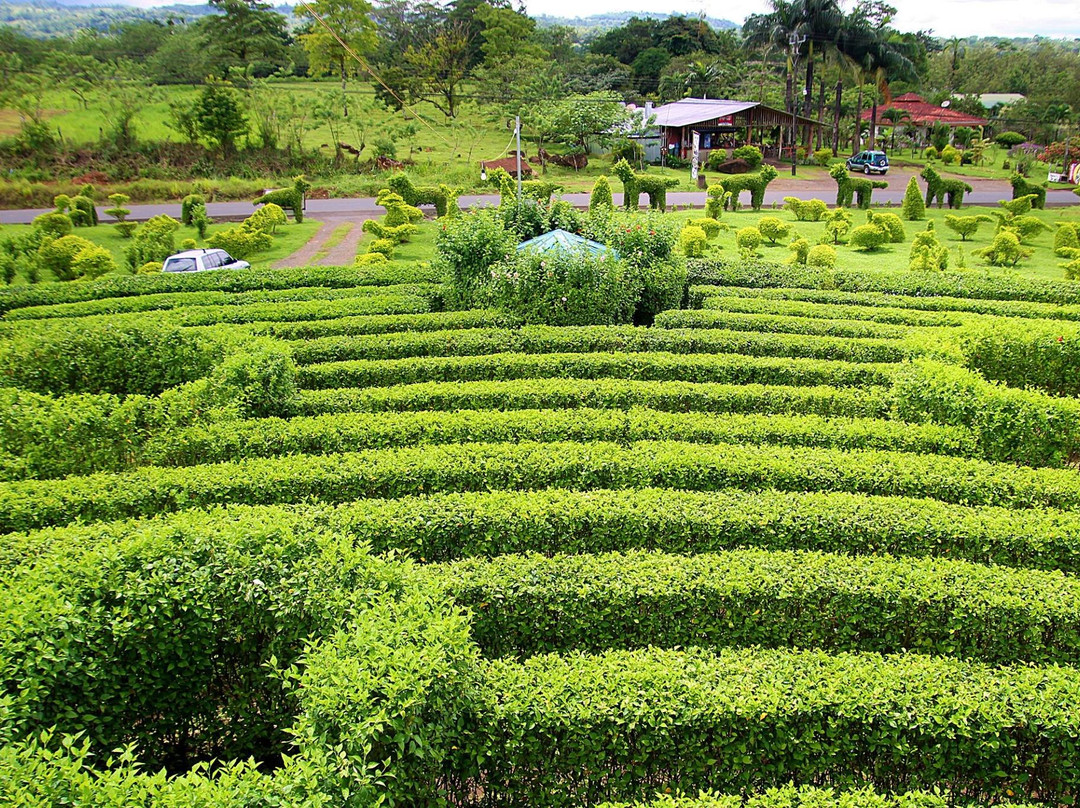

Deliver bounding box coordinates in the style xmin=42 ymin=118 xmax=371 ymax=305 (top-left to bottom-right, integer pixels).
xmin=2 ymin=186 xmax=1076 ymax=225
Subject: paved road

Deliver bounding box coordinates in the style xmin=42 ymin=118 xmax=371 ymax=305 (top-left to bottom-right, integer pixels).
xmin=2 ymin=182 xmax=1076 ymax=225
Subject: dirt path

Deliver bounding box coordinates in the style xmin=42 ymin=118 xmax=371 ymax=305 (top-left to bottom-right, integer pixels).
xmin=318 ymin=219 xmax=366 ymax=266
xmin=273 ymin=212 xmax=379 ymax=269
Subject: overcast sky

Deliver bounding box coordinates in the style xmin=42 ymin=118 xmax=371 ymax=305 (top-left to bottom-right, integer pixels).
xmin=524 ymin=0 xmax=1080 ymax=38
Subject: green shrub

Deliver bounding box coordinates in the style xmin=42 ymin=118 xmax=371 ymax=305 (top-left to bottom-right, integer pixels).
xmin=610 ymin=138 xmax=644 ymax=165
xmin=126 ymin=215 xmax=180 ymax=269
xmin=848 ymin=223 xmax=887 ymax=251
xmin=437 ymin=208 xmax=518 ymax=308
xmin=36 ymin=234 xmax=95 ymax=281
xmin=589 ymin=175 xmax=614 ymax=211
xmin=704 ymin=187 xmax=730 ymax=219
xmin=688 ymin=218 xmax=723 ymax=239
xmin=679 ymin=225 xmax=708 ymax=258
xmin=70 ymin=244 xmax=118 ymax=280
xmin=0 ymin=320 xmax=220 ymax=396
xmin=180 ymin=193 xmax=206 ymax=225
xmin=901 ymin=176 xmax=925 ymax=220
xmin=180 ymin=237 xmax=198 ymax=250
xmin=787 ymin=237 xmax=810 ymax=265
xmin=819 ymin=207 xmax=852 ymax=244
xmin=31 ymin=212 xmax=73 ymax=238
xmin=207 ymin=224 xmax=273 ymax=259
xmin=70 ymin=195 xmax=96 ymax=228
xmin=783 ymin=197 xmax=828 ymax=222
xmin=944 ymin=213 xmax=993 ymax=241
xmin=114 ymin=221 xmax=138 ymax=238
xmin=367 ymin=237 xmax=396 ymax=258
xmin=812 ymin=148 xmax=832 ymax=166
xmin=1054 ymin=222 xmax=1080 ymax=257
xmin=974 ymin=230 xmax=1032 ymax=266
xmin=245 ymin=202 xmax=287 ymax=234
xmin=735 ymin=226 xmax=762 ymax=252
xmin=923 ymin=146 xmax=938 ymax=160
xmin=866 ymin=210 xmax=905 ymax=242
xmin=955 ymin=320 xmax=1080 ymax=398
xmin=940 ymin=144 xmax=960 ymax=164
xmin=732 ymin=144 xmax=763 ymax=169
xmin=136 ymin=261 xmax=162 ymax=274
xmin=756 ymin=217 xmax=791 ymax=245
xmin=995 ymin=131 xmax=1026 ymax=148
xmin=356 ymin=252 xmax=389 ymax=266
xmin=806 ymin=244 xmax=837 ymax=268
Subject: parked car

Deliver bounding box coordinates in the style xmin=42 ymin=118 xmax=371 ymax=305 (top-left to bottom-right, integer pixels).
xmin=846 ymin=150 xmax=889 ymax=175
xmin=161 ymin=249 xmax=251 ymax=273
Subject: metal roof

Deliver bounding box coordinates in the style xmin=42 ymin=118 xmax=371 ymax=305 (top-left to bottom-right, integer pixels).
xmin=650 ymin=99 xmax=758 ymax=128
xmin=516 ymin=229 xmax=619 ymax=259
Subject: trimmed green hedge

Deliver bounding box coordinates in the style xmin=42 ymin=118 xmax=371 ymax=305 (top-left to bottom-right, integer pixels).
xmin=598 ymin=785 xmax=1037 ymax=808
xmin=687 ymin=257 xmax=1080 ymax=305
xmin=957 ymin=320 xmax=1080 ymax=397
xmin=429 ymin=549 xmax=1080 ymax=665
xmin=0 ymin=320 xmax=221 ymax=395
xmin=694 ymin=285 xmax=1080 ymax=321
xmin=149 ymin=409 xmax=975 ymax=466
xmin=466 ymin=647 xmax=1080 ymax=805
xmin=5 ymin=440 xmax=1080 ymax=532
xmin=2 ymin=283 xmax=423 ymax=321
xmin=295 ymin=352 xmax=895 ymax=390
xmin=0 ymin=506 xmax=404 ymax=768
xmin=0 ymin=266 xmax=395 ymax=315
xmin=653 ymin=309 xmax=912 ymax=339
xmin=699 ymin=291 xmax=973 ymax=326
xmin=293 ymin=379 xmax=889 ymax=419
xmin=251 ymin=309 xmax=521 ymax=339
xmin=155 ymin=290 xmax=435 ymax=326
xmin=290 ymin=325 xmax=908 ymax=366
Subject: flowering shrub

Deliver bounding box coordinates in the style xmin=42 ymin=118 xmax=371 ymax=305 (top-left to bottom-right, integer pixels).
xmin=486 ymin=248 xmax=634 ymax=326
xmin=437 ymin=208 xmax=519 ymax=308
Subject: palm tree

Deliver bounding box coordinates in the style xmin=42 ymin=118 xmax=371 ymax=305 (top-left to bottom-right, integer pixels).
xmin=881 ymin=107 xmax=910 ymax=150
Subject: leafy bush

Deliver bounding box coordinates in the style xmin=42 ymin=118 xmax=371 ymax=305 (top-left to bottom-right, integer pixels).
xmin=940 ymin=144 xmax=960 ymax=164
xmin=901 ymin=176 xmax=925 ymax=220
xmin=923 ymin=146 xmax=938 ymax=160
xmin=438 ymin=208 xmax=518 ymax=308
xmin=973 ymin=230 xmax=1032 ymax=266
xmin=36 ymin=234 xmax=95 ymax=281
xmin=819 ymin=208 xmax=852 ymax=244
xmin=70 ymin=244 xmax=118 ymax=280
xmin=1054 ymin=223 xmax=1080 ymax=257
xmin=848 ymin=223 xmax=887 ymax=251
xmin=207 ymin=224 xmax=273 ymax=259
xmin=944 ymin=213 xmax=992 ymax=241
xmin=367 ymin=237 xmax=396 ymax=258
xmin=812 ymin=148 xmax=832 ymax=166
xmin=610 ymin=138 xmax=644 ymax=165
xmin=582 ymin=210 xmax=678 ymax=270
xmin=246 ymin=202 xmax=288 ymax=234
xmin=180 ymin=237 xmax=198 ymax=250
xmin=909 ymin=223 xmax=950 ymax=272
xmin=31 ymin=212 xmax=73 ymax=238
xmin=995 ymin=131 xmax=1026 ymax=148
xmin=783 ymin=197 xmax=828 ymax=222
xmin=806 ymin=244 xmax=836 ymax=268
xmin=787 ymin=237 xmax=810 ymax=265
xmin=688 ymin=218 xmax=723 ymax=239
xmin=679 ymin=225 xmax=707 ymax=258
xmin=732 ymin=145 xmax=763 ymax=169
xmin=866 ymin=210 xmax=905 ymax=242
xmin=589 ymin=176 xmax=613 ymax=211
xmin=126 ymin=214 xmax=180 ymax=269
xmin=735 ymin=226 xmax=762 ymax=252
xmin=486 ymin=248 xmax=635 ymax=326
xmin=136 ymin=261 xmax=162 ymax=274
xmin=756 ymin=217 xmax=791 ymax=245
xmin=356 ymin=252 xmax=390 ymax=266
xmin=180 ymin=193 xmax=206 ymax=225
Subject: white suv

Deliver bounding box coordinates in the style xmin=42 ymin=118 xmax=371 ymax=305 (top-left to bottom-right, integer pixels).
xmin=161 ymin=249 xmax=251 ymax=273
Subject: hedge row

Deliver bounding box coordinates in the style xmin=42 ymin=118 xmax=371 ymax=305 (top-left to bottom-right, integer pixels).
xmin=150 ymin=409 xmax=975 ymax=467
xmin=0 ymin=320 xmax=222 ymax=395
xmin=462 ymin=646 xmax=1080 ymax=805
xmin=697 ymin=285 xmax=1080 ymax=322
xmin=699 ymin=291 xmax=974 ymax=326
xmin=4 ymin=439 xmax=1080 ymax=532
xmin=2 ymin=283 xmax=414 ymax=322
xmin=0 ymin=505 xmax=405 ymax=768
xmin=295 ymin=352 xmax=895 ymax=390
xmin=0 ymin=265 xmax=390 ymax=315
xmin=290 ymin=325 xmax=909 ymax=366
xmin=14 ymin=483 xmax=1080 ymax=580
xmin=686 ymin=257 xmax=1080 ymax=305
xmin=653 ymin=309 xmax=913 ymax=339
xmin=251 ymin=309 xmax=522 ymax=339
xmin=956 ymin=320 xmax=1080 ymax=397
xmin=598 ymin=786 xmax=1037 ymax=808
xmin=158 ymin=289 xmax=436 ymax=326
xmin=428 ymin=548 xmax=1080 ymax=665
xmin=292 ymin=379 xmax=889 ymax=419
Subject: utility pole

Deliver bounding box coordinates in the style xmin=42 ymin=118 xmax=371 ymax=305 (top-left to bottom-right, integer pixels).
xmin=515 ymin=115 xmax=522 ymax=209
xmin=788 ymin=31 xmax=806 ymax=177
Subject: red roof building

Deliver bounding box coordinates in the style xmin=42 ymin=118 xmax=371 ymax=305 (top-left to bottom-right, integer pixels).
xmin=860 ymin=94 xmax=987 ymax=128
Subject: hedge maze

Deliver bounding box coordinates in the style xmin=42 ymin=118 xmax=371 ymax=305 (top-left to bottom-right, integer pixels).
xmin=5 ymin=248 xmax=1080 ymax=808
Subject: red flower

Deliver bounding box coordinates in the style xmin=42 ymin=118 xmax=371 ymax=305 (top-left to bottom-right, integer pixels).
xmin=1058 ymin=336 xmax=1065 ymax=343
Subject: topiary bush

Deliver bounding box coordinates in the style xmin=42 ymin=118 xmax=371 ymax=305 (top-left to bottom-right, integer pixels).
xmin=866 ymin=210 xmax=905 ymax=243
xmin=356 ymin=252 xmax=390 ymax=266
xmin=923 ymin=146 xmax=939 ymax=160
xmin=1055 ymin=223 xmax=1080 ymax=257
xmin=901 ymin=176 xmax=925 ymax=220
xmin=590 ymin=176 xmax=614 ymax=212
xmin=126 ymin=215 xmax=180 ymax=269
xmin=32 ymin=212 xmax=73 ymax=239
xmin=940 ymin=144 xmax=960 ymax=164
xmin=207 ymin=225 xmax=273 ymax=259
xmin=812 ymin=148 xmax=832 ymax=167
xmin=757 ymin=217 xmax=792 ymax=246
xmin=848 ymin=223 xmax=887 ymax=251
xmin=679 ymin=225 xmax=708 ymax=258
xmin=37 ymin=235 xmax=96 ymax=281
xmin=736 ymin=226 xmax=762 ymax=255
xmin=70 ymin=245 xmax=119 ymax=280
xmin=137 ymin=261 xmax=162 ymax=274
xmin=437 ymin=208 xmax=518 ymax=309
xmin=689 ymin=218 xmax=723 ymax=239
xmin=180 ymin=238 xmax=198 ymax=250
xmin=819 ymin=208 xmax=852 ymax=244
xmin=995 ymin=131 xmax=1026 ymax=148
xmin=807 ymin=243 xmax=836 ymax=268
xmin=944 ymin=214 xmax=993 ymax=241
xmin=181 ymin=193 xmax=207 ymax=226
xmin=246 ymin=202 xmax=287 ymax=234
xmin=974 ymin=230 xmax=1033 ymax=267
xmin=732 ymin=145 xmax=763 ymax=169
xmin=783 ymin=197 xmax=829 ymax=222
xmin=787 ymin=237 xmax=810 ymax=265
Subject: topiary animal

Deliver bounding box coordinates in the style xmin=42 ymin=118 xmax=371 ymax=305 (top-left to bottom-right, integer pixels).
xmin=486 ymin=166 xmax=563 ymax=206
xmin=612 ymin=159 xmax=680 ymax=212
xmin=388 ymin=174 xmax=460 ymax=218
xmin=254 ymin=175 xmax=311 ymax=223
xmin=920 ymin=165 xmax=972 ymax=209
xmin=1010 ymin=173 xmax=1047 ymax=209
xmin=709 ymin=164 xmax=780 ymax=212
xmin=830 ymin=163 xmax=888 ymax=209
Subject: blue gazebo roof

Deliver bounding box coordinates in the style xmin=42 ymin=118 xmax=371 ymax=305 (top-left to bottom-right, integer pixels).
xmin=516 ymin=229 xmax=619 ymax=259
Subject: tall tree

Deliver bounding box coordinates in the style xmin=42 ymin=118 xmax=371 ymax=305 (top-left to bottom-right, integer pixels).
xmin=201 ymin=0 xmax=290 ymax=78
xmin=299 ymin=0 xmax=378 ymax=117
xmin=403 ymin=21 xmax=470 ymax=117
